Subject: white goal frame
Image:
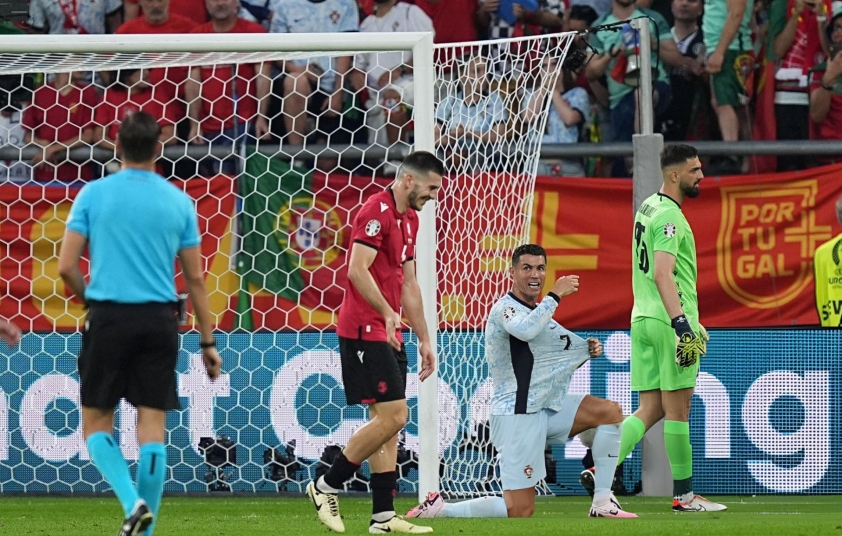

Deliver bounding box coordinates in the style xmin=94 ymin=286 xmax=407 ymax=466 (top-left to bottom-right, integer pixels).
xmin=0 ymin=31 xmax=440 ymax=500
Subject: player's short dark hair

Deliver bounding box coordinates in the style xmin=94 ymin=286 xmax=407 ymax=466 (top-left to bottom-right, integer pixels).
xmin=661 ymin=143 xmax=698 ymax=170
xmin=118 ymin=111 xmax=161 ymax=163
xmin=401 ymin=151 xmax=445 ymax=178
xmin=512 ymin=244 xmax=547 ymax=266
xmin=569 ymin=4 xmax=598 ymax=25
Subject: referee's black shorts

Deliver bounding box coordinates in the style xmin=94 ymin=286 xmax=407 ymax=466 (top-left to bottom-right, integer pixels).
xmin=79 ymin=301 xmax=181 ymax=411
xmin=339 ymin=337 xmax=407 ymax=405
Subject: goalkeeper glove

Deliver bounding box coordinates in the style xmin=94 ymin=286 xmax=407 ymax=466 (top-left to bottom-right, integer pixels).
xmin=698 ymin=324 xmax=709 ymax=355
xmin=671 ymin=315 xmax=704 ymax=368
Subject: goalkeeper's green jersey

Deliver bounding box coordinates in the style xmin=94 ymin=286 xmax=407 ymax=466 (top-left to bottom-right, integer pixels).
xmin=631 ymin=192 xmax=699 ymax=327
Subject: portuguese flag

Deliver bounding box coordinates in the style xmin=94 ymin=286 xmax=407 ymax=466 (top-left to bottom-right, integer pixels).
xmin=236 ymin=148 xmax=390 ymax=330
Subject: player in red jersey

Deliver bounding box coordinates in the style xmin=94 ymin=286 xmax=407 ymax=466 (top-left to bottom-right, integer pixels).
xmin=307 ymin=151 xmax=444 ymax=535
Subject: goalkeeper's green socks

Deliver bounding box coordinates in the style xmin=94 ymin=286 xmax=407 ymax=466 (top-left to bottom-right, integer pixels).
xmin=618 ymin=415 xmax=646 ymax=462
xmin=664 ymin=420 xmax=693 ymax=497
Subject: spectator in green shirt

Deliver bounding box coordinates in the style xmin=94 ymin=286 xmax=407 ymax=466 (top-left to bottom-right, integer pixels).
xmin=704 ymin=0 xmax=755 ymax=173
xmin=587 ymin=0 xmax=688 ymax=176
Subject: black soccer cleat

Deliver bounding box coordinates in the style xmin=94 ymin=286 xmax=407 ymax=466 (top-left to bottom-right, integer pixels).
xmin=118 ymin=499 xmax=153 ymax=536
xmin=580 ymin=467 xmax=595 ymax=497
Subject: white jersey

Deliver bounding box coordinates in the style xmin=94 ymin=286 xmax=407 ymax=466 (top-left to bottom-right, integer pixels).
xmin=269 ymin=0 xmax=359 ymax=92
xmin=485 ymin=292 xmax=590 ymax=415
xmin=356 ymin=4 xmax=433 ymax=90
xmin=28 ymin=0 xmax=122 ymax=35
xmin=0 ymin=110 xmax=32 ymax=183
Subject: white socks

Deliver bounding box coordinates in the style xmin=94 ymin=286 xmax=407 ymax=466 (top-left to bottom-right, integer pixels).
xmin=372 ymin=511 xmax=395 ymax=523
xmin=316 ymin=475 xmax=340 ymax=494
xmin=591 ymin=423 xmax=621 ymax=504
xmin=441 ymin=496 xmax=508 ymax=518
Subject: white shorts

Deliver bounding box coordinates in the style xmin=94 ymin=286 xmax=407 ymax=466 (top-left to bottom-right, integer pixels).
xmin=489 ymin=394 xmax=585 ymax=491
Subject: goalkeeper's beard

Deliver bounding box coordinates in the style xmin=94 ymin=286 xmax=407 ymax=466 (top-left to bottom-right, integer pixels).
xmin=681 ymin=182 xmax=700 ymax=199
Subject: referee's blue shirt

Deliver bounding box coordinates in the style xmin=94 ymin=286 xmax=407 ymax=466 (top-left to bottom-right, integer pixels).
xmin=66 ymin=169 xmax=202 ymax=304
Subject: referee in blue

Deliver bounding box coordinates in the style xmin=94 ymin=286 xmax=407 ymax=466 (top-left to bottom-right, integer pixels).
xmin=58 ymin=111 xmax=222 ymax=536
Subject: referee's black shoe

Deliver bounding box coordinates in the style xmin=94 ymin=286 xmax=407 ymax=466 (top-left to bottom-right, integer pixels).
xmin=119 ymin=499 xmax=153 ymax=536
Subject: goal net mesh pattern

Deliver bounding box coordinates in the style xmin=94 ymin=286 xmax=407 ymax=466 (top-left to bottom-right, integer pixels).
xmin=0 ymin=32 xmax=573 ymax=495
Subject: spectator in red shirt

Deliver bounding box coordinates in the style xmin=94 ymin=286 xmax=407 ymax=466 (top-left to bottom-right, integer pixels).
xmin=23 ymin=72 xmax=97 ymax=182
xmin=116 ymin=0 xmax=198 ymax=140
xmin=414 ymin=0 xmax=484 ymax=66
xmin=810 ymin=6 xmax=842 ymax=145
xmin=124 ymin=0 xmax=209 ymax=25
xmin=116 ymin=0 xmax=197 ymax=35
xmin=94 ymin=69 xmax=177 ymax=164
xmin=770 ymin=0 xmax=832 ymax=170
xmin=186 ymin=0 xmax=272 ymax=173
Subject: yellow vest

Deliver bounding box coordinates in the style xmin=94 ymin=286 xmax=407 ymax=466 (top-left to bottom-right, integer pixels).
xmin=813 ymin=233 xmax=842 ymax=327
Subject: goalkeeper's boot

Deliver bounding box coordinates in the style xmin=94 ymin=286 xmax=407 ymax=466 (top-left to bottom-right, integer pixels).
xmin=579 ymin=467 xmax=596 ymax=497
xmin=673 ymin=493 xmax=727 ymax=512
xmin=588 ymin=494 xmax=638 ymax=518
xmin=306 ymin=480 xmax=345 ymax=533
xmin=118 ymin=499 xmax=153 ymax=536
xmin=369 ymin=515 xmax=433 ymax=533
xmin=406 ymin=492 xmax=446 ymax=519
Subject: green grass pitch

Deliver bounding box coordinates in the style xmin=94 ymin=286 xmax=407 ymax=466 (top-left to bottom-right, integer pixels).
xmin=1 ymin=495 xmax=840 ymax=535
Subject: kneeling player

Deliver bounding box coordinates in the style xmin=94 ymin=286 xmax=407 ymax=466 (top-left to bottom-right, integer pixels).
xmin=407 ymin=244 xmax=636 ymax=520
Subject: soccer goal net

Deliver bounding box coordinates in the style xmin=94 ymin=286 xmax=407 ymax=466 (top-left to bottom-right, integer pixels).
xmin=0 ymin=31 xmax=573 ymax=498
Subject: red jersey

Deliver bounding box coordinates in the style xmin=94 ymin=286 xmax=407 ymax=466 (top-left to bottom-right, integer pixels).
xmin=809 ymin=66 xmax=842 ymax=141
xmin=191 ymin=19 xmax=266 ymax=134
xmin=116 ymin=14 xmax=197 ymax=116
xmin=95 ymin=87 xmax=177 ymax=142
xmin=23 ymin=83 xmax=97 ymax=181
xmin=336 ymin=189 xmax=419 ymax=343
xmin=116 ymin=13 xmax=197 ymax=34
xmin=125 ymin=0 xmax=209 ymax=25
xmin=414 ymin=0 xmax=479 ymax=64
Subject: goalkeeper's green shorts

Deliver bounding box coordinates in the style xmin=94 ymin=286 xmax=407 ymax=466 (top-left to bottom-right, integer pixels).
xmin=630 ymin=317 xmax=700 ymax=392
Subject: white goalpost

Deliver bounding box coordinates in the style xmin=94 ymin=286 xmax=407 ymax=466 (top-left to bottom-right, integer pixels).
xmin=0 ymin=30 xmax=573 ymax=501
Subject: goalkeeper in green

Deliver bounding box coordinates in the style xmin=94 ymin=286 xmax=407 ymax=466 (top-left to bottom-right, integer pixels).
xmin=619 ymin=143 xmax=725 ymax=512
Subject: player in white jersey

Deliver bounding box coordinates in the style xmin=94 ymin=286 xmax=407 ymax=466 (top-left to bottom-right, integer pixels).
xmin=407 ymin=244 xmax=636 ymax=520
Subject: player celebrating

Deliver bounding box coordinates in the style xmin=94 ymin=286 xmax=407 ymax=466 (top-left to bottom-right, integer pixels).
xmin=306 ymin=151 xmax=443 ymax=534
xmin=58 ymin=111 xmax=222 ymax=536
xmin=616 ymin=143 xmax=725 ymax=512
xmin=406 ymin=244 xmax=636 ymax=520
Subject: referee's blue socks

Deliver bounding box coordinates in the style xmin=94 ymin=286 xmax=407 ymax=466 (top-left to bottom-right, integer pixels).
xmin=86 ymin=432 xmax=140 ymax=517
xmin=137 ymin=442 xmax=167 ymax=536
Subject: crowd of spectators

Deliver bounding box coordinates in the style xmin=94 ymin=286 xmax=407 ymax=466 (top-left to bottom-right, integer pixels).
xmin=2 ymin=0 xmax=842 ymax=180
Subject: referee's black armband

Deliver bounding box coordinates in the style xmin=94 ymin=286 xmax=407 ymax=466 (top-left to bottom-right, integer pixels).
xmin=546 ymin=292 xmax=561 ymax=304
xmin=200 ymin=340 xmax=217 ymax=349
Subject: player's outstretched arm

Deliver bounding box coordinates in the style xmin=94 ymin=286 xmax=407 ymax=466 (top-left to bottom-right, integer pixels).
xmin=347 ymin=243 xmax=403 ymax=349
xmin=401 ymin=260 xmax=435 ymax=381
xmin=0 ymin=319 xmax=21 ymax=347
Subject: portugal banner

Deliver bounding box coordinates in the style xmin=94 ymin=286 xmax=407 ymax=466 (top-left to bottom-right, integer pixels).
xmin=0 ymin=165 xmax=840 ymax=331
xmin=0 ymin=176 xmax=236 ymax=331
xmin=528 ymin=166 xmax=842 ymax=329
xmin=235 ymin=149 xmax=391 ymax=330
